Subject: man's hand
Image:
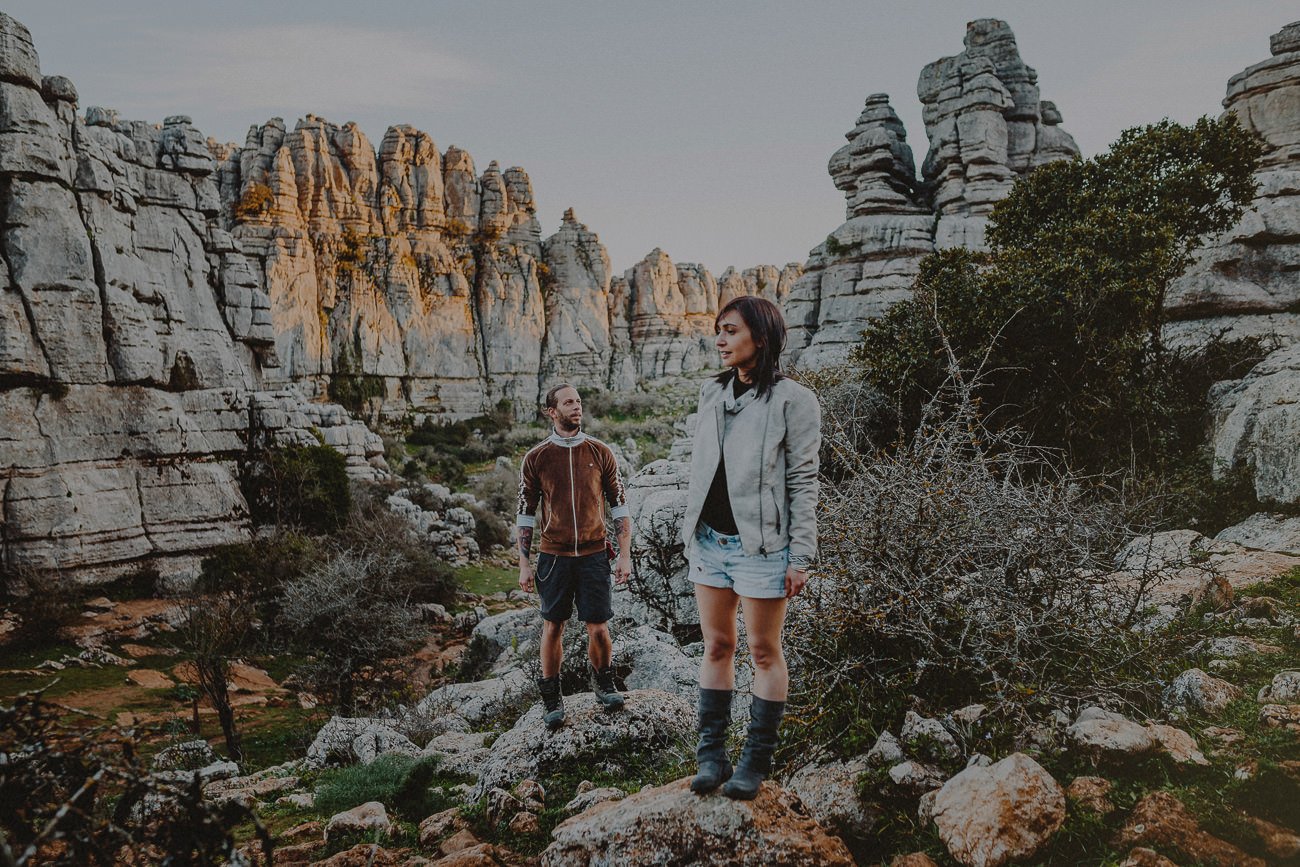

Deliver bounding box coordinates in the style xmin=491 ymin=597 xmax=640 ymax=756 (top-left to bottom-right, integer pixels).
xmin=519 ymin=560 xmax=536 ymax=594
xmin=784 ymin=566 xmax=808 ymax=598
xmin=614 ymin=552 xmax=632 ymax=586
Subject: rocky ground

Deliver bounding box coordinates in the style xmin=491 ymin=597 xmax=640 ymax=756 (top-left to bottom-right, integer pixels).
xmin=7 ymin=520 xmax=1295 ymax=866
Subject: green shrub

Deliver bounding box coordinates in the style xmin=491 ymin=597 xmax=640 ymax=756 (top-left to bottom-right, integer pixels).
xmin=314 ymin=755 xmax=458 ymax=821
xmin=467 ymin=501 xmax=511 ymax=553
xmin=0 ymin=566 xmax=85 ymax=651
xmin=241 ymin=445 xmax=351 ymax=534
xmin=854 ymin=116 xmax=1264 ymax=493
xmin=234 ymin=181 xmax=273 ymax=220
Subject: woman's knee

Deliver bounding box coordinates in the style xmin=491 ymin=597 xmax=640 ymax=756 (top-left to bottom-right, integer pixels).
xmin=704 ymin=634 xmax=737 ymax=662
xmin=748 ymin=640 xmax=785 ymax=671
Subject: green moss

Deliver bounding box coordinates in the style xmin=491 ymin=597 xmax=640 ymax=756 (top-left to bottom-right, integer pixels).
xmin=455 ymin=564 xmax=517 ymax=597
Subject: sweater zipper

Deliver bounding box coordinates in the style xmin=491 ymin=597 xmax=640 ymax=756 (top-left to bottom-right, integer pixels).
xmin=569 ymin=445 xmax=578 ymax=556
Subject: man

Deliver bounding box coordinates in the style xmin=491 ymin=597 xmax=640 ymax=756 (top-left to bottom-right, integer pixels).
xmin=517 ymin=383 xmax=633 ymax=729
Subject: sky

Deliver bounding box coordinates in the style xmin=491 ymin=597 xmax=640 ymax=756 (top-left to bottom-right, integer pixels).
xmin=6 ymin=1 xmax=1296 ymax=274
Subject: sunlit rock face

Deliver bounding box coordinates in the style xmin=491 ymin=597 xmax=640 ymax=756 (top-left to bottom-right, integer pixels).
xmin=0 ymin=12 xmax=382 ymax=585
xmin=217 ymin=119 xmax=800 ymax=413
xmin=788 ymin=19 xmax=1079 ymax=369
xmin=1165 ymin=20 xmax=1300 ymax=351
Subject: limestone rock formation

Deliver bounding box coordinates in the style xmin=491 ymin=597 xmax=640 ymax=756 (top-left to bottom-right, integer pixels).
xmin=1166 ymin=21 xmax=1300 ymax=350
xmin=1208 ymin=342 xmax=1300 ymax=505
xmin=540 ymin=208 xmax=615 ymax=386
xmin=788 ymin=20 xmax=1079 ymax=367
xmin=469 ymin=689 xmax=694 ymax=800
xmin=218 ymin=118 xmax=797 ymax=412
xmin=541 ymin=777 xmax=855 ymax=866
xmin=217 ymin=115 xmax=543 ymax=415
xmin=0 ymin=13 xmax=382 ymax=584
xmin=919 ymin=19 xmax=1080 ymax=241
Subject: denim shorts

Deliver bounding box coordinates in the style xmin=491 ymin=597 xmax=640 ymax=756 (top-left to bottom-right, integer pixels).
xmin=689 ymin=523 xmax=789 ymax=599
xmin=536 ymin=550 xmax=613 ymax=624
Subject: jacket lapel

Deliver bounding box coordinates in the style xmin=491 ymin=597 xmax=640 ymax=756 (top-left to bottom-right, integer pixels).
xmin=714 ymin=398 xmax=725 ymax=454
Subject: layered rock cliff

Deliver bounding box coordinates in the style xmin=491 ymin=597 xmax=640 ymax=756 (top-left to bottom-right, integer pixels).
xmin=215 ymin=122 xmax=799 ymax=417
xmin=787 ymin=19 xmax=1081 ymax=368
xmin=0 ymin=14 xmax=382 ymax=583
xmin=1191 ymin=22 xmax=1300 ymax=506
xmin=1166 ymin=21 xmax=1300 ymax=350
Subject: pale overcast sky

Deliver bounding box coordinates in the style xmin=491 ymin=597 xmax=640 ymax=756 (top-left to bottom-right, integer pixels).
xmin=7 ymin=2 xmax=1296 ymax=274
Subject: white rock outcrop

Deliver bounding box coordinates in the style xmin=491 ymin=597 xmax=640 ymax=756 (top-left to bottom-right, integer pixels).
xmin=0 ymin=13 xmax=383 ymax=584
xmin=930 ymin=752 xmax=1066 ymax=867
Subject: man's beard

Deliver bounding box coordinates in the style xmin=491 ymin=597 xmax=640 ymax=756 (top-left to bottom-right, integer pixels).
xmin=556 ymin=416 xmax=581 ymax=435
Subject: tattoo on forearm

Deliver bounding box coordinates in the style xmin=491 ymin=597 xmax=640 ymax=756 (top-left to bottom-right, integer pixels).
xmin=518 ymin=527 xmax=533 ymax=560
xmin=615 ymin=516 xmax=631 ymax=547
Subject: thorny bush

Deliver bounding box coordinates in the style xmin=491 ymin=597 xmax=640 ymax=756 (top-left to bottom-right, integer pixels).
xmin=785 ymin=363 xmax=1196 ymax=758
xmin=0 ymin=688 xmax=271 ymax=866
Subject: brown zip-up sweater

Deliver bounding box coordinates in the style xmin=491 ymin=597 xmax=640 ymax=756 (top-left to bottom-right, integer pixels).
xmin=516 ymin=431 xmax=630 ymax=557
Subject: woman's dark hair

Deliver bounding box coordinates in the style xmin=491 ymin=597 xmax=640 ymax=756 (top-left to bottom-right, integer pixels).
xmin=713 ymin=295 xmax=786 ymax=400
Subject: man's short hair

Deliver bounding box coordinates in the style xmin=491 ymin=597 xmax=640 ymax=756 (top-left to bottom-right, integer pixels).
xmin=544 ymin=383 xmax=577 ymax=410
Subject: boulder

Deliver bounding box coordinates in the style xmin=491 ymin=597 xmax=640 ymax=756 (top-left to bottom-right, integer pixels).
xmin=1065 ymin=707 xmax=1158 ymax=762
xmin=1112 ymin=791 xmax=1265 ymax=867
xmin=421 ymin=731 xmax=492 ymax=779
xmin=506 ymin=811 xmax=539 ymax=835
xmin=151 ymin=739 xmax=216 ymax=771
xmin=1216 ymin=513 xmax=1300 ymax=556
xmin=1258 ymin=670 xmax=1300 ymax=703
xmin=786 ymin=754 xmax=879 ymax=842
xmin=1118 ymin=849 xmax=1179 ymax=867
xmin=563 ymin=786 xmax=626 ymax=815
xmin=1205 ymin=345 xmax=1300 ymax=506
xmin=1145 ymin=724 xmax=1208 ymax=766
xmin=866 ymin=731 xmax=905 ymax=766
xmin=1065 ymin=776 xmax=1115 ymax=816
xmin=613 ymin=625 xmax=698 ymax=700
xmin=415 ymin=668 xmax=535 ymax=729
xmin=888 ymin=760 xmax=946 ymax=796
xmin=901 ymin=711 xmax=962 ymax=762
xmin=471 ymin=689 xmax=693 ymax=798
xmin=325 ymin=801 xmax=391 ymax=843
xmin=540 ymin=778 xmax=854 ymax=866
xmin=930 ymin=753 xmax=1065 ymax=867
xmin=1161 ymin=669 xmax=1243 ymax=716
xmin=306 ymin=717 xmax=420 ymax=767
xmin=890 ymin=856 xmax=940 ymax=867
xmin=1260 ymin=703 xmax=1300 ymax=730
xmin=418 ymin=807 xmax=467 ymax=848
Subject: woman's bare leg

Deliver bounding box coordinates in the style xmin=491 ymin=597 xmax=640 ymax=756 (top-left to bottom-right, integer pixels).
xmin=695 ymin=584 xmax=740 ymax=690
xmin=739 ymin=596 xmax=788 ymax=700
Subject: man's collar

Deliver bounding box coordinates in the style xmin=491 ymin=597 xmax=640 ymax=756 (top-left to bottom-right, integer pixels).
xmin=548 ymin=428 xmax=588 ymax=448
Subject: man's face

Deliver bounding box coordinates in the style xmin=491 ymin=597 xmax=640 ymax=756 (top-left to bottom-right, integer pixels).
xmin=547 ymin=387 xmax=583 ymax=432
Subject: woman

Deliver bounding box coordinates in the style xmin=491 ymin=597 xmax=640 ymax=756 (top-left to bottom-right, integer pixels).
xmin=680 ymin=295 xmax=821 ymax=799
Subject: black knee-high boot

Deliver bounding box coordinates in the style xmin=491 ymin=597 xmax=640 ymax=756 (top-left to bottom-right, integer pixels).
xmin=690 ymin=688 xmax=733 ymax=794
xmin=722 ymin=695 xmax=784 ymax=800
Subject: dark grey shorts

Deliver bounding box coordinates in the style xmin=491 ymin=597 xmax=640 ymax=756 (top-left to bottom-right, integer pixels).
xmin=536 ymin=550 xmax=613 ymax=624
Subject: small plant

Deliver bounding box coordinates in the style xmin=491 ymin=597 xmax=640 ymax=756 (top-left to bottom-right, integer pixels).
xmin=234 ymin=181 xmax=273 ymax=221
xmin=0 ymin=565 xmax=85 ymax=651
xmin=314 ymin=755 xmax=464 ymax=820
xmin=240 ymin=444 xmax=351 ymax=534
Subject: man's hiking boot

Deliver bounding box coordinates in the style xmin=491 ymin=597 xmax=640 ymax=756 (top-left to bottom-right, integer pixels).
xmin=591 ymin=665 xmax=625 ymax=711
xmin=722 ymin=695 xmax=784 ymax=800
xmin=690 ymin=687 xmax=733 ymax=794
xmin=537 ymin=675 xmax=565 ymax=730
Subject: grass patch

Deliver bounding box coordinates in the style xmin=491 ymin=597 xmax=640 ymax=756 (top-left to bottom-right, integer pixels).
xmin=314 ymin=754 xmax=472 ymax=822
xmin=239 ymin=705 xmax=329 ymax=772
xmin=456 ymin=563 xmax=518 ymax=597
xmin=0 ymin=662 xmax=133 ymax=700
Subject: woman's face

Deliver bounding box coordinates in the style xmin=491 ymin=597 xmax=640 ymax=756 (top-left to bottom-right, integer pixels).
xmin=715 ymin=310 xmax=759 ymax=373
